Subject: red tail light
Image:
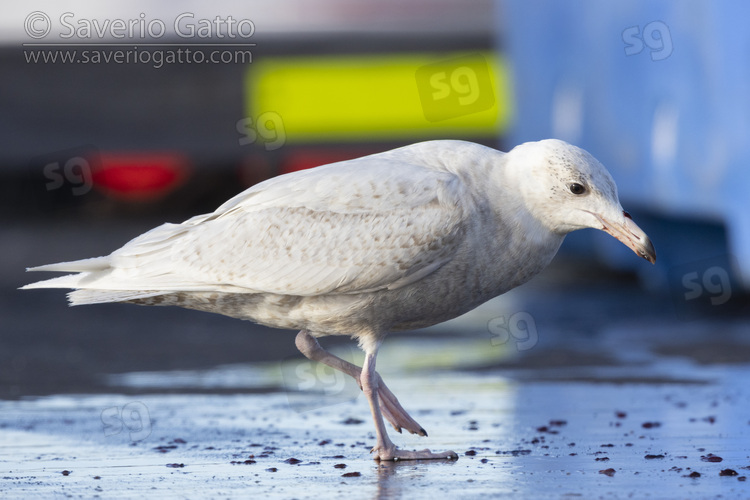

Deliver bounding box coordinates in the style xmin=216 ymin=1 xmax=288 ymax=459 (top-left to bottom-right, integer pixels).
xmin=93 ymin=153 xmax=190 ymax=201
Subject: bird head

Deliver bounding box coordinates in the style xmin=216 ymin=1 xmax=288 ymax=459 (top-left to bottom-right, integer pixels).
xmin=506 ymin=139 xmax=656 ymax=264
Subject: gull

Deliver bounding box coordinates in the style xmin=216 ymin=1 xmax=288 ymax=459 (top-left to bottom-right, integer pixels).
xmin=23 ymin=139 xmax=656 ymax=461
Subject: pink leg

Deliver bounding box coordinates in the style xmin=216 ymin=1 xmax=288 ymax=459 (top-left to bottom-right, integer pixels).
xmin=360 ymin=343 xmax=457 ymax=461
xmin=295 ymin=330 xmax=426 ymax=436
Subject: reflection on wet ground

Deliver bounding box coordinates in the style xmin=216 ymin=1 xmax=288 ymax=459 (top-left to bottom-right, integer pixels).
xmin=3 ymin=322 xmax=750 ymax=498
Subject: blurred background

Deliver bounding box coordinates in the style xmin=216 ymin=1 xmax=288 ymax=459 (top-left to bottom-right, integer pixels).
xmin=1 ymin=0 xmax=749 ymax=399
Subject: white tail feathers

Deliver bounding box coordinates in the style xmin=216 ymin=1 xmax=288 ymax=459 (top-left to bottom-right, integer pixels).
xmin=22 ymin=267 xmax=171 ymax=305
xmin=67 ymin=289 xmax=168 ymax=306
xmin=22 ymin=259 xmax=250 ymax=306
xmin=21 ymin=273 xmax=90 ymax=290
xmin=26 ymin=256 xmax=110 ymax=273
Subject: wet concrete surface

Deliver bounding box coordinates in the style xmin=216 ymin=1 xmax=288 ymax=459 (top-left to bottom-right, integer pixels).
xmin=3 ymin=220 xmax=750 ymax=498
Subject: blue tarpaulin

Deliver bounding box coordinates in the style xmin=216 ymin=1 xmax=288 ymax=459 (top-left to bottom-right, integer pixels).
xmin=501 ymin=0 xmax=750 ymax=290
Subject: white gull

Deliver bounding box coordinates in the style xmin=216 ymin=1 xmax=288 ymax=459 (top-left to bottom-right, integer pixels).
xmin=23 ymin=139 xmax=656 ymax=460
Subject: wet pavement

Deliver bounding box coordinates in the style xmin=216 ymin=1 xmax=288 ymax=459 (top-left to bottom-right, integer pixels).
xmin=2 ymin=220 xmax=750 ymax=498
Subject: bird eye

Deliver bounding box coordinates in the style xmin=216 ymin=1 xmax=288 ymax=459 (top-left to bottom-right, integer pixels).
xmin=569 ymin=183 xmax=586 ymax=195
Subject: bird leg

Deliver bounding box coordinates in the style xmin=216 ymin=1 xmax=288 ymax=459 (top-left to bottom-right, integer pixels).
xmin=360 ymin=344 xmax=457 ymax=461
xmin=294 ymin=330 xmax=426 ymax=436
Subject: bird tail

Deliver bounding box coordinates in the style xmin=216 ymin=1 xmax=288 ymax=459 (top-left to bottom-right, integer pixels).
xmin=22 ymin=256 xmax=111 ymax=291
xmin=21 ymin=256 xmax=168 ymax=306
xmin=25 ymin=256 xmax=111 ymax=274
xmin=66 ymin=289 xmax=168 ymax=306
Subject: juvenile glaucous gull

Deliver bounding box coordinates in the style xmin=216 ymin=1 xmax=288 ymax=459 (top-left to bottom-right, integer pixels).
xmin=23 ymin=139 xmax=655 ymax=461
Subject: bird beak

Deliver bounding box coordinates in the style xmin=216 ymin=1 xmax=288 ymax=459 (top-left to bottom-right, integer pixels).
xmin=593 ymin=211 xmax=656 ymax=264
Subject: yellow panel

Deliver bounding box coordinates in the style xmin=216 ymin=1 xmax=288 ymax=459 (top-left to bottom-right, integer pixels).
xmin=245 ymin=52 xmax=512 ymax=143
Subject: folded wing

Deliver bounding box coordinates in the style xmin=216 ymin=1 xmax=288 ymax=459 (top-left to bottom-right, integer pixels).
xmin=25 ymin=154 xmax=471 ymax=300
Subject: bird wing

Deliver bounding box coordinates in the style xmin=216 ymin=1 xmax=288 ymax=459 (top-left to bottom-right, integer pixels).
xmin=70 ymin=155 xmax=470 ymax=296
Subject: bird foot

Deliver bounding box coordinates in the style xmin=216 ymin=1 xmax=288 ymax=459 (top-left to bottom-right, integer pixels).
xmin=370 ymin=444 xmax=458 ymax=461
